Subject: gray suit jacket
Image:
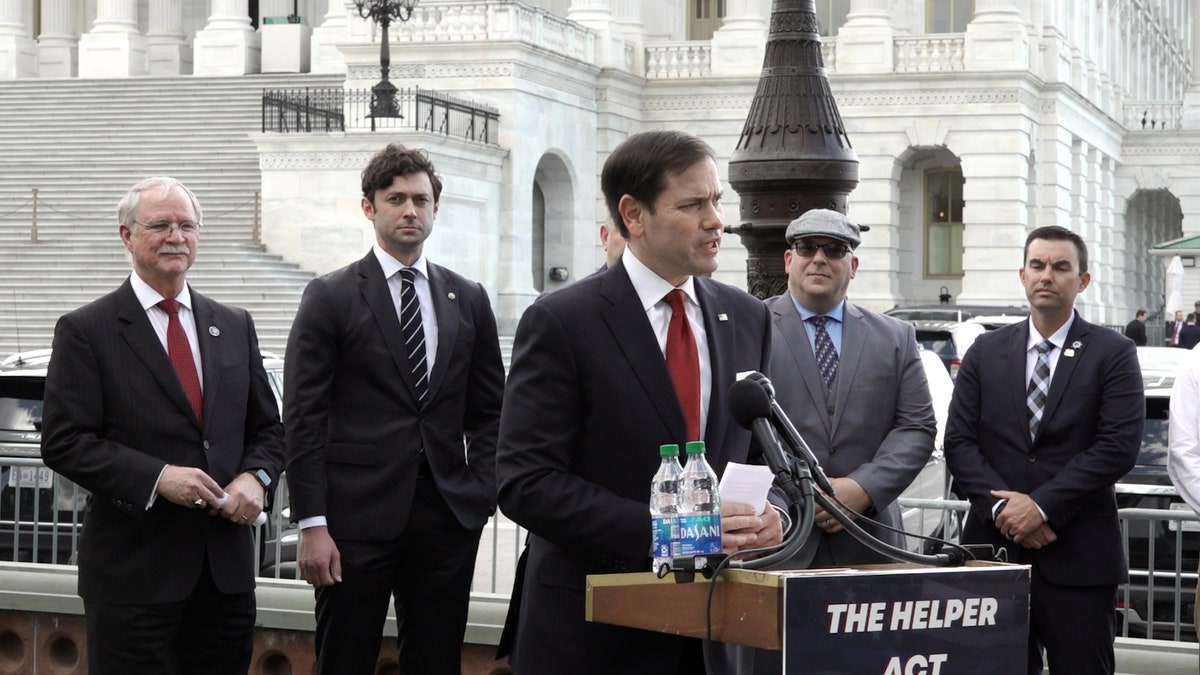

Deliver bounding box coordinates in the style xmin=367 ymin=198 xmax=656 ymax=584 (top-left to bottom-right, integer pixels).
xmin=764 ymin=295 xmax=936 ymax=567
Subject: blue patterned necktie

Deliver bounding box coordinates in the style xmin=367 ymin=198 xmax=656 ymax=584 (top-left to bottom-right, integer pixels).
xmin=807 ymin=315 xmax=839 ymax=389
xmin=1026 ymin=340 xmax=1054 ymax=439
xmin=398 ymin=268 xmax=429 ymax=402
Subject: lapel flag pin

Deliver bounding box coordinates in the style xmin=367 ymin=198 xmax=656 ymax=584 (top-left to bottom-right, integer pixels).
xmin=717 ymin=313 xmax=728 ymax=322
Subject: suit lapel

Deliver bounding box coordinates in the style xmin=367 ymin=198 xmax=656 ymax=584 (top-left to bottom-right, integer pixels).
xmin=696 ymin=278 xmax=730 ymax=448
xmin=356 ymin=253 xmax=423 ymax=407
xmin=829 ymin=303 xmax=866 ymax=436
xmin=600 ymin=263 xmax=686 ymax=440
xmin=426 ymin=263 xmax=459 ymax=403
xmin=116 ymin=281 xmax=201 ymax=428
xmin=1003 ymin=321 xmax=1033 ymax=446
xmin=771 ymin=298 xmax=831 ymax=435
xmin=192 ymin=291 xmax=221 ymax=432
xmin=1037 ymin=314 xmax=1088 ymax=435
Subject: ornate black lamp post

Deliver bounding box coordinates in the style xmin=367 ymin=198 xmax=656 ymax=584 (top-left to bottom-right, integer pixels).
xmin=727 ymin=0 xmax=859 ymax=298
xmin=355 ymin=0 xmax=420 ymax=119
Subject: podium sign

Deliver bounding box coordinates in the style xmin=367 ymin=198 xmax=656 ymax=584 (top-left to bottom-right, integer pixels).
xmin=782 ymin=564 xmax=1030 ymax=675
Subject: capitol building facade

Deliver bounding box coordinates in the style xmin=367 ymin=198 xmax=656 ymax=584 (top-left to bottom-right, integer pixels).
xmin=1 ymin=0 xmax=1196 ymax=332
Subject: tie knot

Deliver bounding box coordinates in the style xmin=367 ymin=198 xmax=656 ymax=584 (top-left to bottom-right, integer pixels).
xmin=807 ymin=315 xmax=828 ymax=329
xmin=157 ymin=298 xmax=180 ymax=315
xmin=399 ymin=267 xmax=417 ymax=285
xmin=663 ymin=289 xmax=686 ymax=313
xmin=1036 ymin=340 xmax=1054 ymax=355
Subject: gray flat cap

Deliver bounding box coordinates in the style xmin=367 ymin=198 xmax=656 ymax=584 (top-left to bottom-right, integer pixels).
xmin=784 ymin=209 xmax=870 ymax=248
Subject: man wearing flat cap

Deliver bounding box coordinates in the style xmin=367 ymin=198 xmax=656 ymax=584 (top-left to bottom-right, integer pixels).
xmin=772 ymin=210 xmax=936 ymax=552
xmin=735 ymin=209 xmax=936 ymax=673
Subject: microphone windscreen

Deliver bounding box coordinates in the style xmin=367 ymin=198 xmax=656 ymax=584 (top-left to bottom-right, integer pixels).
xmin=728 ymin=377 xmax=773 ymax=429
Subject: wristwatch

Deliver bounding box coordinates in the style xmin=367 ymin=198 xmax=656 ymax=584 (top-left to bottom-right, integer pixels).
xmin=249 ymin=468 xmax=272 ymax=490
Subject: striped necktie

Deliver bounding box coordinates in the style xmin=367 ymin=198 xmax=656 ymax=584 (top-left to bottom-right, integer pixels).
xmin=1026 ymin=340 xmax=1054 ymax=439
xmin=807 ymin=315 xmax=839 ymax=389
xmin=398 ymin=268 xmax=429 ymax=402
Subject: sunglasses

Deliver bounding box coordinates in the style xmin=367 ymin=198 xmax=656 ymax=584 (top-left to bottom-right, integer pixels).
xmin=792 ymin=242 xmax=852 ymax=260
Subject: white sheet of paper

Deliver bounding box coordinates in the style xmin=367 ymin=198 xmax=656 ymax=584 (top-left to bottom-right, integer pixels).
xmin=718 ymin=462 xmax=774 ymax=515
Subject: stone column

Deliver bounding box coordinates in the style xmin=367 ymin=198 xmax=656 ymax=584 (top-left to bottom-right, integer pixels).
xmin=193 ymin=0 xmax=261 ymax=75
xmin=147 ymin=0 xmax=191 ymax=74
xmin=261 ymin=0 xmax=310 ymax=72
xmin=963 ymin=0 xmax=1028 ymax=71
xmin=78 ymin=0 xmax=148 ymax=77
xmin=0 ymin=0 xmax=38 ymax=78
xmin=37 ymin=0 xmax=78 ymax=77
xmin=310 ymin=0 xmax=350 ymax=73
xmin=567 ymin=0 xmax=625 ymax=69
xmin=835 ymin=0 xmax=893 ymax=74
xmin=613 ymin=0 xmax=643 ymax=74
xmin=709 ymin=0 xmax=767 ymax=77
xmin=1182 ymin=2 xmax=1200 ymax=128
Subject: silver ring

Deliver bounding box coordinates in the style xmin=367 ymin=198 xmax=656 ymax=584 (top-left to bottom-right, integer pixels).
xmin=241 ymin=514 xmax=249 ymax=521
xmin=193 ymin=499 xmax=205 ymax=508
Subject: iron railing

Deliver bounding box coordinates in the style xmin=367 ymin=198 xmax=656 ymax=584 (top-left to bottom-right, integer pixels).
xmin=262 ymin=87 xmax=501 ymax=143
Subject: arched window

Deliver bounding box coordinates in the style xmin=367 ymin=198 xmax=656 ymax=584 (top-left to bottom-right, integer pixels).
xmin=925 ymin=168 xmax=965 ymax=277
xmin=926 ymin=0 xmax=974 ymax=33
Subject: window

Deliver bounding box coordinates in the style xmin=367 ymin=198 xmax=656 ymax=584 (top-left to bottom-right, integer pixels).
xmin=926 ymin=0 xmax=974 ymax=33
xmin=815 ymin=0 xmax=850 ymax=37
xmin=688 ymin=0 xmax=726 ymax=41
xmin=925 ymin=169 xmax=965 ymax=278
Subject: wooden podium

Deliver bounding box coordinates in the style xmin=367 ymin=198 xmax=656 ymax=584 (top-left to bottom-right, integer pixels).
xmin=587 ymin=561 xmax=1031 ymax=673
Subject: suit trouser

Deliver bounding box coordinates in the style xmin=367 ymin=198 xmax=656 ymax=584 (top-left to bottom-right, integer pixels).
xmin=84 ymin=555 xmax=255 ymax=675
xmin=314 ymin=472 xmax=483 ymax=675
xmin=1027 ymin=565 xmax=1116 ymax=675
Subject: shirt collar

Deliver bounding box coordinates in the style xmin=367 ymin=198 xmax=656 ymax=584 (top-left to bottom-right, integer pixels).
xmin=130 ymin=272 xmax=192 ymax=311
xmin=373 ymin=244 xmax=429 ymax=280
xmin=621 ymin=247 xmax=698 ymax=311
xmin=790 ymin=296 xmax=846 ymax=324
xmin=1027 ymin=313 xmax=1074 ymax=352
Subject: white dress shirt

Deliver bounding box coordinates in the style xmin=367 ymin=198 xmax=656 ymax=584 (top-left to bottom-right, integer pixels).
xmin=621 ymin=248 xmax=712 ymax=440
xmin=1169 ymin=347 xmax=1200 ymax=515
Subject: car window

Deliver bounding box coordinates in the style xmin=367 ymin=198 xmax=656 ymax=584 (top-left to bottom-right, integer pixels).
xmin=915 ymin=330 xmax=954 ymax=358
xmin=0 ymin=376 xmax=44 ymax=435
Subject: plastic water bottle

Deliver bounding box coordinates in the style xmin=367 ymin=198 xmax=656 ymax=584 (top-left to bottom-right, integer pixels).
xmin=678 ymin=441 xmax=722 ymax=557
xmin=650 ymin=444 xmax=683 ymax=576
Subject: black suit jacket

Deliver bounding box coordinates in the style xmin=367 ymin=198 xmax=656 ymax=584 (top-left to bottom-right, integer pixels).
xmin=284 ymin=251 xmax=504 ymax=538
xmin=41 ymin=279 xmax=284 ymax=603
xmin=944 ymin=314 xmax=1143 ymax=585
xmin=1179 ymin=324 xmax=1200 ymax=350
xmin=1122 ymin=319 xmax=1146 ymax=346
xmin=496 ymin=260 xmax=771 ymax=675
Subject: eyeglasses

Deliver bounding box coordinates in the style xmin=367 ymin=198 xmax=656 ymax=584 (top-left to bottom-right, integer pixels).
xmin=133 ymin=219 xmax=201 ymax=235
xmin=792 ymin=241 xmax=852 ymax=260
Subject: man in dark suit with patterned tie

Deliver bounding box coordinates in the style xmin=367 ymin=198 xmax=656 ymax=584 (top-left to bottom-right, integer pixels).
xmin=945 ymin=225 xmax=1143 ymax=674
xmin=284 ymin=144 xmax=505 ymax=675
xmin=40 ymin=177 xmax=284 ymax=673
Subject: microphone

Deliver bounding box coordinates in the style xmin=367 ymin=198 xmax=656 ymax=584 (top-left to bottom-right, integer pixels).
xmin=744 ymin=372 xmax=836 ymax=497
xmin=728 ymin=378 xmax=803 ymax=504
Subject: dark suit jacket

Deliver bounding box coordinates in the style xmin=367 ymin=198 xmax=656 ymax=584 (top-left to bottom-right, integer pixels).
xmin=765 ymin=296 xmax=936 ymax=566
xmin=944 ymin=313 xmax=1143 ymax=586
xmin=496 ymin=260 xmax=771 ymax=675
xmin=284 ymin=251 xmax=504 ymax=539
xmin=1122 ymin=319 xmax=1146 ymax=346
xmin=40 ymin=279 xmax=284 ymax=604
xmin=1179 ymin=324 xmax=1200 ymax=350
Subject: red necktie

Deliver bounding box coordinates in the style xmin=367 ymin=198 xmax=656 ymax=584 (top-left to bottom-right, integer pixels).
xmin=664 ymin=290 xmax=700 ymax=442
xmin=157 ymin=299 xmax=203 ymax=423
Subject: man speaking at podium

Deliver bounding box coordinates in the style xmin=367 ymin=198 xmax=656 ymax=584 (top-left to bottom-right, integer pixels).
xmin=497 ymin=130 xmax=782 ymax=675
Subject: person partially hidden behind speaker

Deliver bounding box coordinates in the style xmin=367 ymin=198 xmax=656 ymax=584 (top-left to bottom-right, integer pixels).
xmin=40 ymin=177 xmax=284 ymax=674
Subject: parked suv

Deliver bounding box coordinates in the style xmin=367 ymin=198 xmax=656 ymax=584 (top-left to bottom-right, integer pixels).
xmin=1115 ymin=346 xmax=1199 ymax=641
xmin=0 ymin=349 xmax=292 ymax=574
xmin=0 ymin=350 xmax=88 ymax=564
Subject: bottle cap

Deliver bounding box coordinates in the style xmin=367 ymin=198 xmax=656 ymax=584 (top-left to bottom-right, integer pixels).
xmin=685 ymin=441 xmax=706 ymax=454
xmin=659 ymin=444 xmax=680 ymax=457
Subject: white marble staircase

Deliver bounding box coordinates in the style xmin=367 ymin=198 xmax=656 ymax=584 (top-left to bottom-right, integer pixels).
xmin=0 ymin=73 xmax=344 ymax=357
